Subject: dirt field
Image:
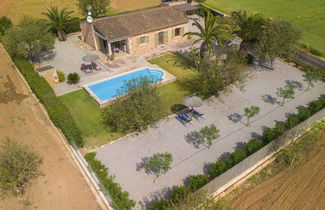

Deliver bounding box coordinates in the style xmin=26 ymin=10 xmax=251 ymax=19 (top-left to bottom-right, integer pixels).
xmin=228 ymin=124 xmax=325 ymax=210
xmin=0 ymin=45 xmax=100 ymax=209
xmin=0 ymin=0 xmax=160 ymax=23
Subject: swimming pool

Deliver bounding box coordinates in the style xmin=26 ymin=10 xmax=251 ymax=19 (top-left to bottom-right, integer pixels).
xmin=86 ymin=68 xmax=164 ymax=103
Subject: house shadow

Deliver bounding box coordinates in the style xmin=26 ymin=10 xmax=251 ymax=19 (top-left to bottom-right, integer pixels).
xmin=185 ymin=131 xmax=204 ymax=149
xmin=227 ymin=113 xmax=243 ymax=123
xmin=285 ymin=80 xmax=303 ymax=90
xmin=261 ymin=94 xmax=279 ymax=105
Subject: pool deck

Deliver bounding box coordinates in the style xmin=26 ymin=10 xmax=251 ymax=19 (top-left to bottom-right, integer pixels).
xmin=83 ymin=65 xmax=176 ymax=107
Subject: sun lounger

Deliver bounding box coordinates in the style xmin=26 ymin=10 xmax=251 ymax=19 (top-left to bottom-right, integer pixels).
xmin=176 ymin=114 xmax=192 ymax=126
xmin=91 ymin=61 xmax=102 ymax=70
xmin=81 ymin=63 xmax=93 ymax=74
xmin=190 ymin=109 xmax=204 ymax=120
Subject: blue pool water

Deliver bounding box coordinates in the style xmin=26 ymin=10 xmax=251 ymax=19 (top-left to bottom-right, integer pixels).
xmin=88 ymin=68 xmax=164 ymax=101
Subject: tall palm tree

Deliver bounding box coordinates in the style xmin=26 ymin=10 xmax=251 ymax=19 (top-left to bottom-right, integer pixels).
xmin=184 ymin=11 xmax=232 ymax=57
xmin=42 ymin=6 xmax=79 ymax=41
xmin=231 ymin=10 xmax=268 ymax=51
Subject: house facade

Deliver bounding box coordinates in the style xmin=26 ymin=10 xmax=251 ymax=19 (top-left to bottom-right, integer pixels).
xmin=80 ymin=7 xmax=189 ymax=56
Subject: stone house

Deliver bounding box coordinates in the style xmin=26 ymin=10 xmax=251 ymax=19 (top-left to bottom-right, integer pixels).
xmin=80 ymin=6 xmax=189 ymax=56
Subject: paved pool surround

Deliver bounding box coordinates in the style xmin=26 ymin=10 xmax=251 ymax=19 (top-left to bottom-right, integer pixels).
xmin=83 ymin=66 xmax=176 ymax=107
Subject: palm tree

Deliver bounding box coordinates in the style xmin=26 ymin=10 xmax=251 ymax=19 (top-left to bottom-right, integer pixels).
xmin=42 ymin=6 xmax=79 ymax=41
xmin=184 ymin=11 xmax=232 ymax=57
xmin=231 ymin=10 xmax=268 ymax=51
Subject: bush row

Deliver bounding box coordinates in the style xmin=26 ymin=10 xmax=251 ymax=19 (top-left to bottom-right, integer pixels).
xmin=150 ymin=97 xmax=325 ymax=209
xmin=84 ymin=152 xmax=136 ymax=209
xmin=13 ymin=57 xmax=84 ymax=147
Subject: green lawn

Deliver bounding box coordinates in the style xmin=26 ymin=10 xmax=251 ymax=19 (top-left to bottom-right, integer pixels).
xmin=205 ymin=0 xmax=325 ymax=56
xmin=59 ymin=54 xmax=197 ymax=148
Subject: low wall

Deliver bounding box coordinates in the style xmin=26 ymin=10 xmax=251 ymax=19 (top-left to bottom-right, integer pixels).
xmin=201 ymin=108 xmax=325 ymax=197
xmin=294 ymin=50 xmax=325 ymax=69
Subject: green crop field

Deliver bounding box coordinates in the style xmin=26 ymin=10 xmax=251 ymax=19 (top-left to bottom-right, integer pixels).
xmin=205 ymin=0 xmax=325 ymax=56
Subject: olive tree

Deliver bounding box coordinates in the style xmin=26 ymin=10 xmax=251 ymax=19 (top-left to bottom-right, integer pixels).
xmin=144 ymin=152 xmax=173 ymax=179
xmin=3 ymin=17 xmax=54 ymax=59
xmin=199 ymin=124 xmax=220 ymax=148
xmin=79 ymin=0 xmax=110 ymax=17
xmin=303 ymin=66 xmax=324 ymax=91
xmin=0 ymin=16 xmax=12 ymax=35
xmin=0 ymin=138 xmax=42 ymax=198
xmin=276 ymin=84 xmax=295 ymax=106
xmin=244 ymin=105 xmax=260 ymax=126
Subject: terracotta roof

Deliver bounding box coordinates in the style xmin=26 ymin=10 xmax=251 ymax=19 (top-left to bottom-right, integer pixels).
xmin=90 ymin=7 xmax=189 ymax=40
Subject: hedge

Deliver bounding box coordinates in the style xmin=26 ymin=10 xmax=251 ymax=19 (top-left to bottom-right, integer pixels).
xmin=150 ymin=97 xmax=325 ymax=209
xmin=84 ymin=152 xmax=136 ymax=209
xmin=13 ymin=57 xmax=84 ymax=147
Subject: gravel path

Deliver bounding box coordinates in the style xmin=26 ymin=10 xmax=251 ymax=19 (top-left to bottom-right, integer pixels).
xmin=95 ymin=59 xmax=325 ymax=209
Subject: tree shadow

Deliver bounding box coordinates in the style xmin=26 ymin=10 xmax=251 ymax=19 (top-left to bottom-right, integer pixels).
xmin=261 ymin=94 xmax=279 ymax=105
xmin=234 ymin=141 xmax=246 ymax=150
xmin=139 ymin=187 xmax=171 ymax=209
xmin=203 ymin=162 xmax=213 ymax=175
xmin=219 ymin=152 xmax=231 ymax=161
xmin=185 ymin=131 xmax=204 ymax=149
xmin=136 ymin=156 xmax=150 ymax=172
xmin=227 ymin=113 xmax=243 ymax=123
xmin=251 ymin=132 xmax=262 ymax=139
xmin=285 ymin=80 xmax=303 ymax=90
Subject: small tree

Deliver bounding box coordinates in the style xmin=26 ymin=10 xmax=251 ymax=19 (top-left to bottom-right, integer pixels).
xmin=244 ymin=105 xmax=260 ymax=126
xmin=199 ymin=124 xmax=220 ymax=148
xmin=3 ymin=17 xmax=54 ymax=59
xmin=0 ymin=16 xmax=12 ymax=35
xmin=78 ymin=0 xmax=110 ymax=17
xmin=0 ymin=138 xmax=42 ymax=197
xmin=144 ymin=152 xmax=173 ymax=179
xmin=67 ymin=72 xmax=80 ymax=84
xmin=303 ymin=66 xmax=323 ymax=91
xmin=276 ymin=84 xmax=295 ymax=106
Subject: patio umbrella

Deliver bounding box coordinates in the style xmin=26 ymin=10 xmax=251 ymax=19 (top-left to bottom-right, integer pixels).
xmin=183 ymin=95 xmax=203 ymax=109
xmin=82 ymin=54 xmax=100 ymax=62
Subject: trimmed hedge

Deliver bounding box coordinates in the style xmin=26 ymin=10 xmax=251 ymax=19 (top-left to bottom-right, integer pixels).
xmin=13 ymin=57 xmax=84 ymax=147
xmin=150 ymin=97 xmax=325 ymax=209
xmin=84 ymin=152 xmax=136 ymax=209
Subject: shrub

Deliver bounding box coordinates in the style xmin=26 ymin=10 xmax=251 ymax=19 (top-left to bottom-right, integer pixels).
xmin=85 ymin=153 xmax=136 ymax=209
xmin=262 ymin=127 xmax=278 ymax=144
xmin=169 ymin=185 xmax=189 ymax=205
xmin=232 ymin=148 xmax=247 ymax=165
xmin=245 ymin=138 xmax=263 ymax=155
xmin=246 ymin=54 xmax=254 ymax=64
xmin=273 ymin=121 xmax=286 ymax=136
xmin=13 ymin=58 xmax=84 ymax=147
xmin=209 ymin=160 xmax=228 ymax=179
xmin=285 ymin=116 xmax=300 ymax=129
xmin=150 ymin=199 xmax=169 ymax=210
xmin=188 ymin=175 xmax=209 ymax=191
xmin=297 ymin=107 xmax=311 ymax=121
xmin=0 ymin=16 xmax=12 ymax=35
xmin=67 ymin=72 xmax=80 ymax=84
xmin=57 ymin=71 xmax=65 ymax=82
xmin=308 ymin=99 xmax=324 ymax=114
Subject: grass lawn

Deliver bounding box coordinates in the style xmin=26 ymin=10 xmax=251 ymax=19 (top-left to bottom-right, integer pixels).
xmin=205 ymin=0 xmax=325 ymax=56
xmin=59 ymin=54 xmax=197 ymax=148
xmin=0 ymin=0 xmax=160 ymax=23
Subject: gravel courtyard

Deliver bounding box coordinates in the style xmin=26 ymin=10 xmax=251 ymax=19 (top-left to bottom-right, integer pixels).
xmin=95 ymin=59 xmax=325 ymax=209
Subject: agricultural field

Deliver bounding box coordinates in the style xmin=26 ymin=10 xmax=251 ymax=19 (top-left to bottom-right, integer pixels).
xmin=0 ymin=44 xmax=100 ymax=210
xmin=213 ymin=119 xmax=325 ymax=209
xmin=205 ymin=0 xmax=325 ymax=56
xmin=0 ymin=0 xmax=160 ymax=23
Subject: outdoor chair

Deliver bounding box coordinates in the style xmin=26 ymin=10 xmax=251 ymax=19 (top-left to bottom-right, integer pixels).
xmin=190 ymin=109 xmax=204 ymax=120
xmin=81 ymin=63 xmax=92 ymax=74
xmin=91 ymin=61 xmax=102 ymax=70
xmin=176 ymin=114 xmax=192 ymax=126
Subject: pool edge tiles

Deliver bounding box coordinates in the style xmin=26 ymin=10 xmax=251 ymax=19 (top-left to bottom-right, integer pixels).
xmin=83 ymin=66 xmax=176 ymax=107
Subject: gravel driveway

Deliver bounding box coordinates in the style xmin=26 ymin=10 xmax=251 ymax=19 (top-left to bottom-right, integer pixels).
xmin=95 ymin=59 xmax=325 ymax=209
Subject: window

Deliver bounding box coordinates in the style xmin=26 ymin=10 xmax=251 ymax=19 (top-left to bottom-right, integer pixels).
xmin=175 ymin=28 xmax=181 ymax=37
xmin=139 ymin=36 xmax=148 ymax=44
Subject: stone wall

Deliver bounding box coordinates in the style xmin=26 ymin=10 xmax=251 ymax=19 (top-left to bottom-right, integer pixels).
xmin=294 ymin=50 xmax=325 ymax=69
xmin=80 ymin=21 xmax=97 ymax=51
xmin=129 ymin=23 xmax=188 ymax=55
xmin=201 ymin=108 xmax=325 ymax=197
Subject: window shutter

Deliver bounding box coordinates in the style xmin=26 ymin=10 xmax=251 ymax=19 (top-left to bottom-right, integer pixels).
xmin=155 ymin=33 xmax=158 ymax=46
xmin=172 ymin=29 xmax=175 ymax=39
xmin=164 ymin=31 xmax=168 ymax=44
xmin=180 ymin=27 xmax=184 ymax=36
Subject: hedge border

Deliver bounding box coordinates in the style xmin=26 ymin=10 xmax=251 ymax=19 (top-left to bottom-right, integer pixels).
xmin=85 ymin=152 xmax=136 ymax=209
xmin=13 ymin=57 xmax=84 ymax=147
xmin=150 ymin=97 xmax=325 ymax=209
